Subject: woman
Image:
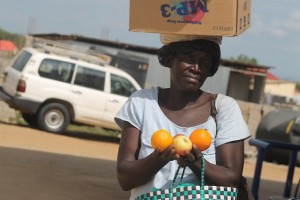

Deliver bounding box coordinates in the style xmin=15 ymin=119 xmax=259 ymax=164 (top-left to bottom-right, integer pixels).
xmin=115 ymin=34 xmax=251 ymax=200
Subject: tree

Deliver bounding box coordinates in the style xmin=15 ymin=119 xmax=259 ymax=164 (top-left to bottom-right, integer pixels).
xmin=296 ymin=82 xmax=300 ymax=91
xmin=229 ymin=54 xmax=258 ymax=65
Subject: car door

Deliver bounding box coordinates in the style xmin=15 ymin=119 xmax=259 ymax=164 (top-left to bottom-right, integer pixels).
xmin=103 ymin=73 xmax=140 ymax=130
xmin=70 ymin=65 xmax=107 ymax=126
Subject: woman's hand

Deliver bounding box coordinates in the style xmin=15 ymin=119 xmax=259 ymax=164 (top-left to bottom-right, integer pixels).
xmin=117 ymin=122 xmax=178 ymax=191
xmin=152 ymin=144 xmax=178 ymax=163
xmin=176 ymin=144 xmax=203 ymax=167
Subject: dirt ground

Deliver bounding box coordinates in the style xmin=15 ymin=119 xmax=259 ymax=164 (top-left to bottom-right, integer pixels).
xmin=0 ymin=122 xmax=300 ymax=200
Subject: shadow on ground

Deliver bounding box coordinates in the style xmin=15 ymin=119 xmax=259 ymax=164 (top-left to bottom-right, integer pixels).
xmin=0 ymin=121 xmax=121 ymax=143
xmin=245 ymin=177 xmax=300 ymax=200
xmin=0 ymin=146 xmax=130 ymax=200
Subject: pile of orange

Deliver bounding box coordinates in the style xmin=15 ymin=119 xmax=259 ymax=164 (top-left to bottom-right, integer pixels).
xmin=151 ymin=128 xmax=212 ymax=152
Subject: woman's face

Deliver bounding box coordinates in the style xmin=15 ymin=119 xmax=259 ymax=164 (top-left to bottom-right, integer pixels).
xmin=170 ymin=50 xmax=212 ymax=92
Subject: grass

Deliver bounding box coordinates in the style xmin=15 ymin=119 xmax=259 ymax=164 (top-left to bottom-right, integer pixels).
xmin=67 ymin=124 xmax=121 ymax=138
xmin=15 ymin=111 xmax=121 ymax=139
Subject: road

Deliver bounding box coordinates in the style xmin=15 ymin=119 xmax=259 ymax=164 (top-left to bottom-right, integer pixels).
xmin=0 ymin=122 xmax=130 ymax=200
xmin=0 ymin=122 xmax=300 ymax=200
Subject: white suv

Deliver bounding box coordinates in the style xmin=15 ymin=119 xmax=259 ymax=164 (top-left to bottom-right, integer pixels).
xmin=0 ymin=47 xmax=141 ymax=133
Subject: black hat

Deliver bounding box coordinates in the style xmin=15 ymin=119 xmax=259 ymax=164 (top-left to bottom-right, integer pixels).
xmin=158 ymin=34 xmax=222 ymax=77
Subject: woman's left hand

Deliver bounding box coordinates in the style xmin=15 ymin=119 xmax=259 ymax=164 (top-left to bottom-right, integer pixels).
xmin=176 ymin=144 xmax=202 ymax=167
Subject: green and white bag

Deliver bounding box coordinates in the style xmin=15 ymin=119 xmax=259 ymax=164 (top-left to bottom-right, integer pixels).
xmin=135 ymin=156 xmax=238 ymax=200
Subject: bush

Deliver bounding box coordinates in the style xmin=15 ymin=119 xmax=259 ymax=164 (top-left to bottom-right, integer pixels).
xmin=0 ymin=27 xmax=25 ymax=49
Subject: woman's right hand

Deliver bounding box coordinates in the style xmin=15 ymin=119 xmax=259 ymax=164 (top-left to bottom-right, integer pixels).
xmin=152 ymin=144 xmax=178 ymax=163
xmin=118 ymin=122 xmax=179 ymax=190
xmin=175 ymin=144 xmax=203 ymax=168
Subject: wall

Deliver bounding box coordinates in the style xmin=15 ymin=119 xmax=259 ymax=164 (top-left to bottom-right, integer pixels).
xmin=227 ymin=72 xmax=251 ymax=101
xmin=265 ymin=80 xmax=296 ymax=97
xmin=237 ymin=100 xmax=275 ymax=156
xmin=202 ymin=67 xmax=230 ymax=94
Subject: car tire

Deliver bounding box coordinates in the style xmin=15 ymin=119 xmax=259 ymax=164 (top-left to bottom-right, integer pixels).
xmin=21 ymin=113 xmax=37 ymax=127
xmin=37 ymin=103 xmax=70 ymax=133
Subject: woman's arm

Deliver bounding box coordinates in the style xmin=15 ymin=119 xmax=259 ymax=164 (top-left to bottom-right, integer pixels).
xmin=117 ymin=121 xmax=176 ymax=191
xmin=182 ymin=139 xmax=244 ymax=187
xmin=205 ymin=140 xmax=244 ymax=186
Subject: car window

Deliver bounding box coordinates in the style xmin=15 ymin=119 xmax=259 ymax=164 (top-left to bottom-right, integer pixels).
xmin=74 ymin=66 xmax=105 ymax=91
xmin=111 ymin=74 xmax=137 ymax=97
xmin=11 ymin=51 xmax=32 ymax=72
xmin=38 ymin=59 xmax=75 ymax=83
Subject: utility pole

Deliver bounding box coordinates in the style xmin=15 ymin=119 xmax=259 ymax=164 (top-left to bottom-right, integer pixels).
xmin=100 ymin=28 xmax=109 ymax=40
xmin=27 ymin=17 xmax=37 ymax=35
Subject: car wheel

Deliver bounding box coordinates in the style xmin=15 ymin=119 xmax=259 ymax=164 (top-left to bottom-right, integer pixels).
xmin=37 ymin=103 xmax=70 ymax=133
xmin=21 ymin=113 xmax=37 ymax=127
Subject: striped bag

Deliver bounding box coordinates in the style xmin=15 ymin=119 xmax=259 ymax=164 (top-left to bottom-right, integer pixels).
xmin=135 ymin=156 xmax=238 ymax=200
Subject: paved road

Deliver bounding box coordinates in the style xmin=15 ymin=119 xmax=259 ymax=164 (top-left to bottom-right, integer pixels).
xmin=0 ymin=122 xmax=300 ymax=200
xmin=0 ymin=146 xmax=130 ymax=200
xmin=0 ymin=122 xmax=130 ymax=200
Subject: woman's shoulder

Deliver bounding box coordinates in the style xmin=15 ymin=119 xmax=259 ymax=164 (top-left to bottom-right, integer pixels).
xmin=215 ymin=94 xmax=239 ymax=110
xmin=129 ymin=87 xmax=159 ymax=105
xmin=216 ymin=93 xmax=236 ymax=103
xmin=131 ymin=87 xmax=158 ymax=98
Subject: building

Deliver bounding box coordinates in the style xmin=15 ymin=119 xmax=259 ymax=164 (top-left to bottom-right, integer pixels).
xmin=265 ymin=72 xmax=296 ymax=97
xmin=26 ymin=33 xmax=272 ymax=104
xmin=264 ymin=72 xmax=297 ymax=105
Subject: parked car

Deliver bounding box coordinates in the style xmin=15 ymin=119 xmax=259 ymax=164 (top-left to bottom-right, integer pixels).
xmin=0 ymin=47 xmax=141 ymax=133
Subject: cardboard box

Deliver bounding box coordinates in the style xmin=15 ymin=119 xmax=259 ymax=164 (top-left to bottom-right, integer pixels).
xmin=129 ymin=0 xmax=251 ymax=36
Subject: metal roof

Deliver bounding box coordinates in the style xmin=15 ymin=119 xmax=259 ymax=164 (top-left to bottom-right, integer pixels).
xmin=30 ymin=33 xmax=272 ymax=74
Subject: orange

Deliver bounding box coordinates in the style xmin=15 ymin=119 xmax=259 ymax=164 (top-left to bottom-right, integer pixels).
xmin=151 ymin=129 xmax=173 ymax=152
xmin=189 ymin=129 xmax=212 ymax=151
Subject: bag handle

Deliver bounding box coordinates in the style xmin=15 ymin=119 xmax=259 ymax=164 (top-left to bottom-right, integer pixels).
xmin=169 ymin=166 xmax=184 ymax=199
xmin=211 ymin=94 xmax=218 ymax=136
xmin=171 ymin=156 xmax=205 ymax=187
xmin=200 ymin=155 xmax=205 ymax=186
xmin=170 ymin=157 xmax=206 ymax=187
xmin=170 ymin=156 xmax=206 ymax=199
xmin=171 ymin=166 xmax=186 ymax=189
xmin=200 ymin=155 xmax=205 ymax=200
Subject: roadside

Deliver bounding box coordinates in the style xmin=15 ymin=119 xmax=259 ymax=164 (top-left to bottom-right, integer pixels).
xmin=0 ymin=122 xmax=129 ymax=200
xmin=0 ymin=122 xmax=300 ymax=199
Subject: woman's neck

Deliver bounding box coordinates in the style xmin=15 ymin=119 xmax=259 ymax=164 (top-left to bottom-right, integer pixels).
xmin=158 ymin=87 xmax=204 ymax=110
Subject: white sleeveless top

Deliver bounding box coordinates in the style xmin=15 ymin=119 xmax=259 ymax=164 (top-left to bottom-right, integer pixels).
xmin=115 ymin=87 xmax=251 ymax=200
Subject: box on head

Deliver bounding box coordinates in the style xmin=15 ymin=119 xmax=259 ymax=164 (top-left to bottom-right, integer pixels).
xmin=129 ymin=0 xmax=251 ymax=37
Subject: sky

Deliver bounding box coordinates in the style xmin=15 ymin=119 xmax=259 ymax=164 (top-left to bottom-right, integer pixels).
xmin=0 ymin=0 xmax=299 ymax=82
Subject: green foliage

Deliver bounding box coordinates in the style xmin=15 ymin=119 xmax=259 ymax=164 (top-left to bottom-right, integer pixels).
xmin=0 ymin=27 xmax=25 ymax=49
xmin=67 ymin=125 xmax=121 ymax=138
xmin=229 ymin=54 xmax=258 ymax=65
xmin=296 ymin=82 xmax=300 ymax=91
